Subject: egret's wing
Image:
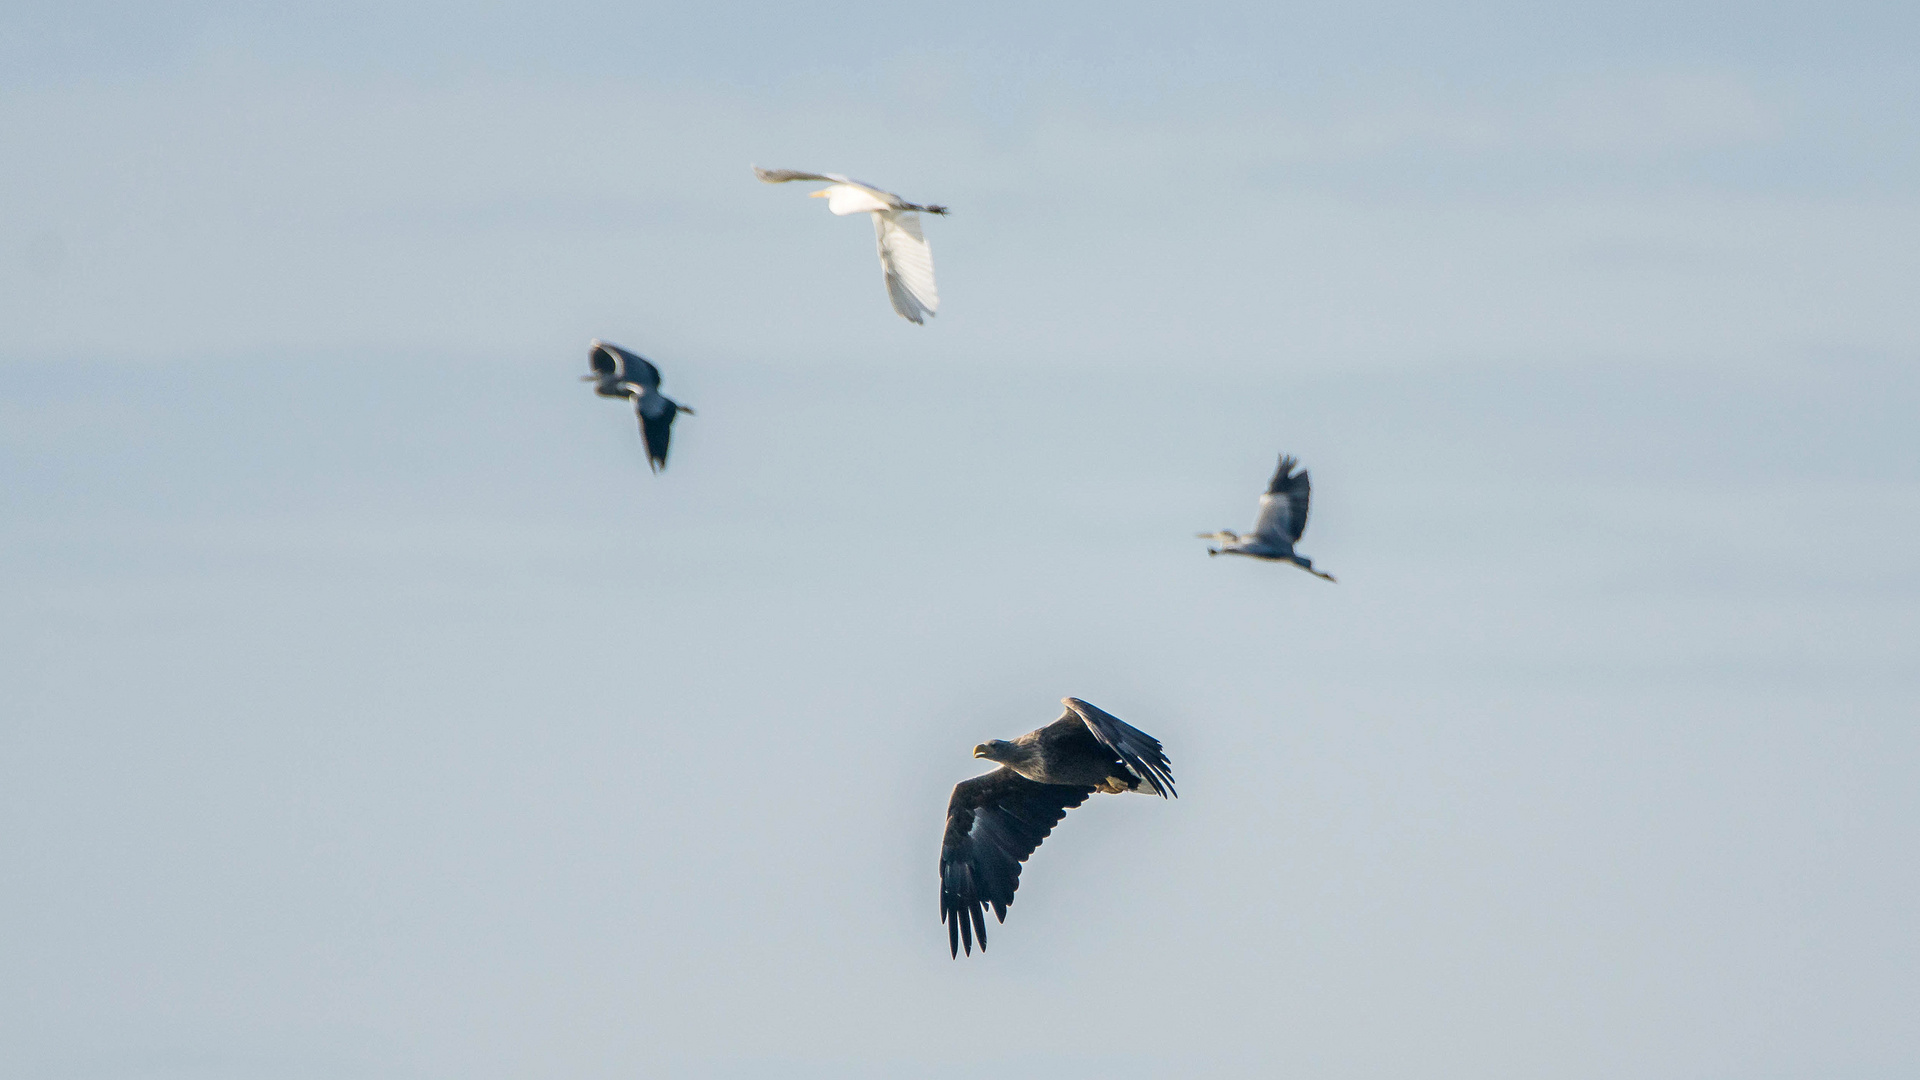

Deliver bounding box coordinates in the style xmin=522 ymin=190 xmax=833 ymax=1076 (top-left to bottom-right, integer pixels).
xmin=754 ymin=167 xmax=849 ymax=185
xmin=874 ymin=210 xmax=938 ymax=324
xmin=1252 ymin=454 xmax=1309 ymax=543
xmin=634 ymin=399 xmax=673 ymax=473
xmin=1061 ymin=698 xmax=1176 ymax=798
xmin=940 ymin=768 xmax=1093 ymax=957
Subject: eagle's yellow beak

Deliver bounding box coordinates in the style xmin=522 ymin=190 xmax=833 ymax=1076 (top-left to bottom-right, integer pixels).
xmin=808 ymin=188 xmax=830 ymax=197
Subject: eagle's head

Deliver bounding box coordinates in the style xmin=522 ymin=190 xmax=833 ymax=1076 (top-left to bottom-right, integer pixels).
xmin=972 ymin=739 xmax=1015 ymax=762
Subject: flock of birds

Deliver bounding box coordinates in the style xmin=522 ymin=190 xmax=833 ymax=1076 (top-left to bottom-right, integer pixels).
xmin=582 ymin=167 xmax=1337 ymax=957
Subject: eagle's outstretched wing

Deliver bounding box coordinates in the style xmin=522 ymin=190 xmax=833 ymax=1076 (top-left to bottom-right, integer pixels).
xmin=939 ymin=769 xmax=1093 ymax=957
xmin=1060 ymin=697 xmax=1176 ymax=798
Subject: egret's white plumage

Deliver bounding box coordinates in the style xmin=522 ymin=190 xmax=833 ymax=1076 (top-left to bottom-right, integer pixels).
xmin=754 ymin=166 xmax=946 ymax=324
xmin=874 ymin=212 xmax=937 ymax=325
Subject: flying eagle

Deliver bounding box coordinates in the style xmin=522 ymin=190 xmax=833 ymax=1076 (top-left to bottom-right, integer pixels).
xmin=1197 ymin=453 xmax=1336 ymax=580
xmin=753 ymin=166 xmax=946 ymax=324
xmin=580 ymin=339 xmax=694 ymax=472
xmin=939 ymin=697 xmax=1175 ymax=957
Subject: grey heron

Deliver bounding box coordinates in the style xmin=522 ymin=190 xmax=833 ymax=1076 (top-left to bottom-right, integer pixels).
xmin=940 ymin=697 xmax=1175 ymax=957
xmin=754 ymin=166 xmax=946 ymax=324
xmin=1198 ymin=454 xmax=1337 ymax=581
xmin=581 ymin=339 xmax=694 ymax=473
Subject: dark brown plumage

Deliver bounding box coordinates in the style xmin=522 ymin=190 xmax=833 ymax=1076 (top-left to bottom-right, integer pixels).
xmin=939 ymin=697 xmax=1175 ymax=957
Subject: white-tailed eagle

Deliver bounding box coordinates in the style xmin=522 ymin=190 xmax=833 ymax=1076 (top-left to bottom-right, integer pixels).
xmin=940 ymin=697 xmax=1175 ymax=957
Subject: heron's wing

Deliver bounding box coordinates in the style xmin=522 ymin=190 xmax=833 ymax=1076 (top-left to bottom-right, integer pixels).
xmin=1059 ymin=698 xmax=1175 ymax=798
xmin=754 ymin=167 xmax=849 ymax=185
xmin=1250 ymin=495 xmax=1292 ymax=544
xmin=597 ymin=344 xmax=659 ymax=392
xmin=625 ymin=355 xmax=662 ymax=393
xmin=940 ymin=768 xmax=1093 ymax=957
xmin=1252 ymin=455 xmax=1309 ymax=543
xmin=588 ymin=341 xmax=621 ymax=377
xmin=873 ymin=210 xmax=938 ymax=324
xmin=634 ymin=399 xmax=673 ymax=473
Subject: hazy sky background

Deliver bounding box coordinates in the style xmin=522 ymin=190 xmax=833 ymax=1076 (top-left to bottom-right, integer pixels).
xmin=3 ymin=2 xmax=1917 ymax=1077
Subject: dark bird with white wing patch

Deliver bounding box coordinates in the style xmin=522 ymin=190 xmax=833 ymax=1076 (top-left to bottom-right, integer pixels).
xmin=581 ymin=339 xmax=694 ymax=473
xmin=940 ymin=697 xmax=1175 ymax=957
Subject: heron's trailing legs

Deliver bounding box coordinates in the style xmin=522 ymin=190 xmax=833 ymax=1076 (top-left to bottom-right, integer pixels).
xmin=1290 ymin=557 xmax=1337 ymax=583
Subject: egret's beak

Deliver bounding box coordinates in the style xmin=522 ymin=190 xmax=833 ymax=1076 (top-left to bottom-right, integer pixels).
xmin=808 ymin=188 xmax=830 ymax=198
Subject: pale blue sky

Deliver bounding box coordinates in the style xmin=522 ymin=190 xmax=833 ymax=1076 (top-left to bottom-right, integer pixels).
xmin=3 ymin=3 xmax=1917 ymax=1078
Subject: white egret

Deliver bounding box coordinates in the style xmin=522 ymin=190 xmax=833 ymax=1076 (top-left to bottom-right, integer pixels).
xmin=754 ymin=167 xmax=946 ymax=324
